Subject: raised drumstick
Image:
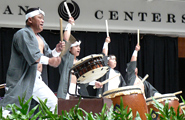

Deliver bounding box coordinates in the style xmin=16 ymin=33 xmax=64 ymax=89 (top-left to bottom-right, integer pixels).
xmin=93 ymin=73 xmax=120 ymax=89
xmin=137 ymin=29 xmax=140 ymax=45
xmin=105 ymin=20 xmax=109 ymax=37
xmin=64 ymin=2 xmax=75 ymax=25
xmin=60 ymin=18 xmax=63 ymax=42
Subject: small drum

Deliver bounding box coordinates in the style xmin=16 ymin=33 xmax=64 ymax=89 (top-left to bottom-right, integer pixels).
xmin=71 ymin=54 xmax=109 ymax=83
xmin=103 ymin=86 xmax=148 ymax=120
xmin=146 ymin=94 xmax=180 ymax=120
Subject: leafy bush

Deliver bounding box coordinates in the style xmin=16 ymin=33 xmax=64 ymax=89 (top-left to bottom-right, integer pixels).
xmin=0 ymin=94 xmax=185 ymax=120
xmin=146 ymin=96 xmax=185 ymax=120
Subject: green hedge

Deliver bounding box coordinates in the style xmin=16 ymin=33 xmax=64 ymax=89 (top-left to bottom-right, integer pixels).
xmin=1 ymin=93 xmax=185 ymax=120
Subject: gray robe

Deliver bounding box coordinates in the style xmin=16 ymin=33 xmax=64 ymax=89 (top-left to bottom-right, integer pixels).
xmin=125 ymin=61 xmax=137 ymax=85
xmin=125 ymin=61 xmax=159 ymax=98
xmin=57 ymin=50 xmax=74 ymax=99
xmin=0 ymin=25 xmax=52 ymax=108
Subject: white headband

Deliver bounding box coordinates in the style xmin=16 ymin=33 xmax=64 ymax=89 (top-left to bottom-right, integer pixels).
xmin=70 ymin=41 xmax=81 ymax=47
xmin=107 ymin=56 xmax=116 ymax=60
xmin=25 ymin=9 xmax=45 ymax=20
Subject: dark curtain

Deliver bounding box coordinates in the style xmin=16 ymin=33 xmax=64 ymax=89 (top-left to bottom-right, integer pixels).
xmin=138 ymin=35 xmax=179 ymax=94
xmin=0 ymin=28 xmax=179 ymax=98
xmin=179 ymin=58 xmax=185 ymax=101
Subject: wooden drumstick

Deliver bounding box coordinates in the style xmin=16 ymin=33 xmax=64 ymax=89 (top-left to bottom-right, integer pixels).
xmin=141 ymin=74 xmax=149 ymax=83
xmin=60 ymin=18 xmax=63 ymax=42
xmin=64 ymin=2 xmax=75 ymax=25
xmin=173 ymin=91 xmax=182 ymax=95
xmin=93 ymin=73 xmax=121 ymax=89
xmin=60 ymin=34 xmax=76 ymax=58
xmin=105 ymin=20 xmax=109 ymax=37
xmin=0 ymin=83 xmax=6 ymax=89
xmin=137 ymin=29 xmax=140 ymax=45
xmin=59 ymin=18 xmax=63 ymax=58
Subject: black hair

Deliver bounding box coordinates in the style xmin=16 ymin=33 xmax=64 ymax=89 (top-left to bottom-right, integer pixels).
xmin=26 ymin=7 xmax=39 ymax=14
xmin=25 ymin=7 xmax=40 ymax=23
xmin=75 ymin=38 xmax=80 ymax=42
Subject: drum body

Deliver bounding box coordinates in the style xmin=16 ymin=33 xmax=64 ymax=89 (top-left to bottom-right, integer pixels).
xmin=146 ymin=94 xmax=180 ymax=120
xmin=71 ymin=54 xmax=108 ymax=83
xmin=103 ymin=86 xmax=148 ymax=120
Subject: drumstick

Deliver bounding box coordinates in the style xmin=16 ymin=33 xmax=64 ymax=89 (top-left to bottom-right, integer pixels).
xmin=64 ymin=2 xmax=75 ymax=25
xmin=60 ymin=34 xmax=76 ymax=58
xmin=141 ymin=74 xmax=149 ymax=83
xmin=93 ymin=73 xmax=121 ymax=89
xmin=60 ymin=18 xmax=63 ymax=42
xmin=137 ymin=29 xmax=140 ymax=45
xmin=105 ymin=20 xmax=109 ymax=37
xmin=0 ymin=83 xmax=6 ymax=89
xmin=173 ymin=91 xmax=182 ymax=95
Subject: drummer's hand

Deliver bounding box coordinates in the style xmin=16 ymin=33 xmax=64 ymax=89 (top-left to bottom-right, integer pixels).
xmin=134 ymin=79 xmax=146 ymax=99
xmin=105 ymin=37 xmax=111 ymax=43
xmin=134 ymin=78 xmax=144 ymax=94
xmin=95 ymin=81 xmax=103 ymax=88
xmin=154 ymin=92 xmax=162 ymax=96
xmin=56 ymin=41 xmax=65 ymax=52
xmin=48 ymin=57 xmax=61 ymax=68
xmin=68 ymin=17 xmax=75 ymax=25
xmin=135 ymin=44 xmax=140 ymax=51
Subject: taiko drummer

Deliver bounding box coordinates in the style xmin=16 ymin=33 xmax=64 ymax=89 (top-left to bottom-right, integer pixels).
xmin=91 ymin=37 xmax=127 ymax=97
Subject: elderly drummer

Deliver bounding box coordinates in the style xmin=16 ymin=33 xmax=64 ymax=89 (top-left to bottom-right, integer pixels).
xmin=0 ymin=8 xmax=66 ymax=116
xmin=125 ymin=44 xmax=161 ymax=98
xmin=91 ymin=37 xmax=127 ymax=97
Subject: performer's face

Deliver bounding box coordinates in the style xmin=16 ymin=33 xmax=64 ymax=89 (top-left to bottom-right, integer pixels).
xmin=70 ymin=45 xmax=81 ymax=57
xmin=29 ymin=14 xmax=44 ymax=33
xmin=108 ymin=56 xmax=117 ymax=69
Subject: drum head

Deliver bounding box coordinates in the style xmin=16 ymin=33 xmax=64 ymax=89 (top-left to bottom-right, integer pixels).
xmin=72 ymin=54 xmax=104 ymax=69
xmin=103 ymin=86 xmax=142 ymax=98
xmin=180 ymin=102 xmax=185 ymax=109
xmin=146 ymin=93 xmax=179 ymax=105
xmin=77 ymin=66 xmax=109 ymax=84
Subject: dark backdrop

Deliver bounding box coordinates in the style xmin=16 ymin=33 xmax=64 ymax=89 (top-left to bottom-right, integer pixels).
xmin=0 ymin=28 xmax=180 ymax=100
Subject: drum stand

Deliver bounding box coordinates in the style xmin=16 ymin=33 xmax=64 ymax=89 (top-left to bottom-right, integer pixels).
xmin=67 ymin=66 xmax=100 ymax=99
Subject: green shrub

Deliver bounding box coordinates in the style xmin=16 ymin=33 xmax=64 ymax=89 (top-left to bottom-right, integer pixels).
xmin=0 ymin=94 xmax=185 ymax=119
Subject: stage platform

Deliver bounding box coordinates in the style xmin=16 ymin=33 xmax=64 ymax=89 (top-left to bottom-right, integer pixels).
xmin=58 ymin=97 xmax=112 ymax=115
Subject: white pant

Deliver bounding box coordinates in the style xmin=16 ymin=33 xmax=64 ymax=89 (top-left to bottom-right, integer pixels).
xmin=66 ymin=83 xmax=80 ymax=99
xmin=32 ymin=71 xmax=57 ymax=113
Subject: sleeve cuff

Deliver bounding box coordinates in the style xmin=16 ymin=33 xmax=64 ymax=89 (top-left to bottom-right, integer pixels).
xmin=154 ymin=92 xmax=162 ymax=96
xmin=89 ymin=80 xmax=96 ymax=86
xmin=52 ymin=48 xmax=61 ymax=57
xmin=39 ymin=56 xmax=49 ymax=65
xmin=103 ymin=42 xmax=108 ymax=49
xmin=132 ymin=50 xmax=138 ymax=57
xmin=65 ymin=23 xmax=72 ymax=33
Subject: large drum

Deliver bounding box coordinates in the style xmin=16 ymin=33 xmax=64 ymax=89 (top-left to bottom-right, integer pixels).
xmin=71 ymin=54 xmax=109 ymax=83
xmin=103 ymin=86 xmax=148 ymax=120
xmin=146 ymin=93 xmax=180 ymax=120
